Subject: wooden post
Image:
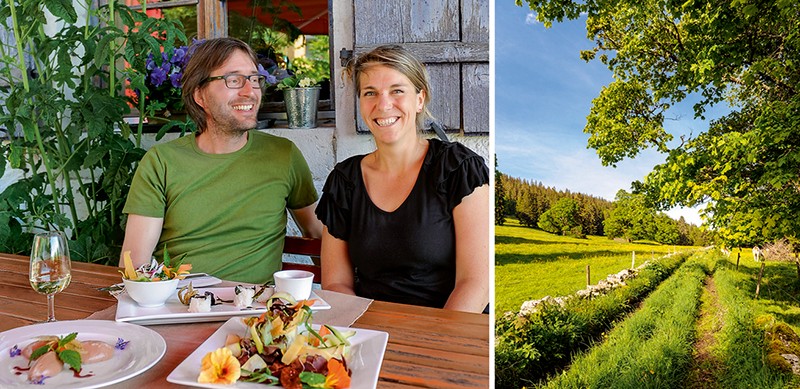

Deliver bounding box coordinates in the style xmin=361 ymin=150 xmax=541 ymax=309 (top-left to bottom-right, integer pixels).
xmin=736 ymin=251 xmax=741 ymax=271
xmin=795 ymin=253 xmax=800 ymax=279
xmin=586 ymin=264 xmax=591 ymax=287
xmin=755 ymin=261 xmax=766 ymax=299
xmin=631 ymin=251 xmax=636 ymax=269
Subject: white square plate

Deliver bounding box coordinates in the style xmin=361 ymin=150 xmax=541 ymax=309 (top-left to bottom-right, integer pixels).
xmin=166 ymin=317 xmax=389 ymax=388
xmin=115 ymin=287 xmax=330 ymax=325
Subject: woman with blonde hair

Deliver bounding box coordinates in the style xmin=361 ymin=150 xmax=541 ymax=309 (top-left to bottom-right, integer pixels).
xmin=315 ymin=45 xmax=489 ymax=312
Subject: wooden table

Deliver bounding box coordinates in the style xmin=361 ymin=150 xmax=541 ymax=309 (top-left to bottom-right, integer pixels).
xmin=0 ymin=253 xmax=489 ymax=388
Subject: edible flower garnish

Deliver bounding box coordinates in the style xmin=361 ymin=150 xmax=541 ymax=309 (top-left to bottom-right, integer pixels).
xmin=115 ymin=338 xmax=130 ymax=350
xmin=198 ymin=293 xmax=354 ymax=388
xmin=198 ymin=347 xmax=241 ymax=385
xmin=9 ymin=345 xmax=21 ymax=358
xmin=120 ymin=245 xmax=191 ymax=281
xmin=324 ymin=358 xmax=352 ymax=389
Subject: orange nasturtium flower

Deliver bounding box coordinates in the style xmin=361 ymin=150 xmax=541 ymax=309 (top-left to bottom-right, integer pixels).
xmin=324 ymin=358 xmax=351 ymax=389
xmin=197 ymin=347 xmax=241 ymax=385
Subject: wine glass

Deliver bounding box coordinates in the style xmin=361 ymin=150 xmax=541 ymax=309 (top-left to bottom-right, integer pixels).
xmin=29 ymin=231 xmax=72 ymax=322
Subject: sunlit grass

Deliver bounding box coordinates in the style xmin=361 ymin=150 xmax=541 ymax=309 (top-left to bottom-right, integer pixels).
xmin=711 ymin=258 xmax=795 ymax=388
xmin=542 ymin=253 xmax=711 ymax=389
xmin=495 ymin=219 xmax=687 ymax=316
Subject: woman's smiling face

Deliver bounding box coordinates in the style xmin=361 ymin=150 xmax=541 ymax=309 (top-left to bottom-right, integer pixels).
xmin=358 ymin=64 xmax=425 ymax=145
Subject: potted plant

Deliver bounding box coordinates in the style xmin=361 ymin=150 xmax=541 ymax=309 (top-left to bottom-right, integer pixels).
xmin=0 ymin=0 xmax=185 ymax=263
xmin=276 ymin=57 xmax=329 ymax=129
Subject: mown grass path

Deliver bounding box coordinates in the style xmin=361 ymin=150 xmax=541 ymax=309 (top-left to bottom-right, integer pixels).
xmin=685 ymin=275 xmax=724 ymax=388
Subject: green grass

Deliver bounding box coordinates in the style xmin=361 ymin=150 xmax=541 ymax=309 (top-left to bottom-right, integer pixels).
xmin=495 ymin=219 xmax=688 ymax=316
xmin=726 ymin=253 xmax=800 ymax=336
xmin=495 ymin=252 xmax=689 ymax=389
xmin=542 ymin=253 xmax=712 ymax=389
xmin=711 ymin=258 xmax=795 ymax=388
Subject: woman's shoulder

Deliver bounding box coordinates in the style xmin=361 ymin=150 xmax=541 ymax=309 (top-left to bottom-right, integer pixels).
xmin=332 ymin=153 xmax=368 ymax=176
xmin=426 ymin=138 xmax=486 ymax=169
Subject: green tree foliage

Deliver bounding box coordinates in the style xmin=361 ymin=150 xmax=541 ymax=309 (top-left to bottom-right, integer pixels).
xmin=604 ymin=190 xmax=656 ymax=242
xmin=517 ymin=0 xmax=800 ymax=245
xmin=538 ymin=197 xmax=582 ymax=237
xmin=501 ymin=175 xmax=610 ymax=235
xmin=501 ymin=174 xmax=711 ymax=244
xmin=515 ymin=190 xmax=538 ymax=227
xmin=495 ymin=155 xmax=507 ymax=226
xmin=654 ymin=213 xmax=680 ymax=245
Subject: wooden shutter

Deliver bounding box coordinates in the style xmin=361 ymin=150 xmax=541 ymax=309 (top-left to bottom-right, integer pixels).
xmin=351 ymin=0 xmax=489 ymax=135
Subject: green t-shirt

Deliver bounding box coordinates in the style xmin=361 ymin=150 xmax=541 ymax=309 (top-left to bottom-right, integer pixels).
xmin=123 ymin=130 xmax=318 ymax=284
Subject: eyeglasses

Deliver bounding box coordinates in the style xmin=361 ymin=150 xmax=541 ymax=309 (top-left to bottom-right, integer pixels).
xmin=205 ymin=74 xmax=266 ymax=89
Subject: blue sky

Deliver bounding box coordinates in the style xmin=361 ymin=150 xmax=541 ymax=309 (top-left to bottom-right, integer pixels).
xmin=494 ymin=2 xmax=724 ymax=226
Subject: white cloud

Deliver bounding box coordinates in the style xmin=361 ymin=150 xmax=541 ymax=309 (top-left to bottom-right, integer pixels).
xmin=666 ymin=205 xmax=704 ymax=226
xmin=525 ymin=13 xmax=539 ymax=25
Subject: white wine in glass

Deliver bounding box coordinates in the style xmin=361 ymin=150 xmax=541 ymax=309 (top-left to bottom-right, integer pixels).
xmin=29 ymin=231 xmax=72 ymax=322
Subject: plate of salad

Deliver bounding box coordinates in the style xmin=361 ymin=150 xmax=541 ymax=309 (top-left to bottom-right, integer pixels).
xmin=166 ymin=293 xmax=388 ymax=388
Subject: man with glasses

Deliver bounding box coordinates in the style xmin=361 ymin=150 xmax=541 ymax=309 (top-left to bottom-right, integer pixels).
xmin=120 ymin=38 xmax=322 ymax=284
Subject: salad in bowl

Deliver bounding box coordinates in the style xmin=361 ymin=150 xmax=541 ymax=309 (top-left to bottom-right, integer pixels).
xmin=120 ymin=248 xmax=192 ymax=307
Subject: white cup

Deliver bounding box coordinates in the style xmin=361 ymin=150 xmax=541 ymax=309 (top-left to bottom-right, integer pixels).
xmin=273 ymin=270 xmax=314 ymax=300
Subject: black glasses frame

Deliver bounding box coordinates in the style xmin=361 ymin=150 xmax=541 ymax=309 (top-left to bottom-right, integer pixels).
xmin=205 ymin=73 xmax=266 ymax=89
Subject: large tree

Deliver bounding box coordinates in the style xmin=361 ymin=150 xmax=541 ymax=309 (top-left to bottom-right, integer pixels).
xmin=604 ymin=190 xmax=656 ymax=242
xmin=517 ymin=0 xmax=800 ymax=245
xmin=538 ymin=197 xmax=582 ymax=236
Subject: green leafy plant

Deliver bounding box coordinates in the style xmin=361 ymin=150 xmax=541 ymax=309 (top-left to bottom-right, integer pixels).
xmin=0 ymin=0 xmax=185 ymax=264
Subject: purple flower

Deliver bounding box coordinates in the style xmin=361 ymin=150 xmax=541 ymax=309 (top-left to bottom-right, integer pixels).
xmin=30 ymin=376 xmax=48 ymax=385
xmin=257 ymin=64 xmax=278 ymax=86
xmin=149 ymin=65 xmax=168 ymax=87
xmin=115 ymin=338 xmax=130 ymax=350
xmin=146 ymin=55 xmax=156 ymax=71
xmin=169 ymin=71 xmax=182 ymax=89
xmin=171 ymin=46 xmax=187 ymax=65
xmin=9 ymin=345 xmax=21 ymax=358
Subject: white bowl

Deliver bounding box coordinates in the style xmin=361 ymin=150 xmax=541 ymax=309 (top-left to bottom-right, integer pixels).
xmin=122 ymin=278 xmax=179 ymax=307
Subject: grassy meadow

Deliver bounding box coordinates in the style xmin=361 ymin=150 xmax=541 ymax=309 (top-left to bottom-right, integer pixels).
xmin=495 ymin=220 xmax=800 ymax=388
xmin=495 ymin=218 xmax=692 ymax=316
xmin=719 ymin=250 xmax=800 ymax=336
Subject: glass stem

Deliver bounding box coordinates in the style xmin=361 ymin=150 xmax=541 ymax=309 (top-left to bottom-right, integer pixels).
xmin=46 ymin=294 xmax=56 ymax=322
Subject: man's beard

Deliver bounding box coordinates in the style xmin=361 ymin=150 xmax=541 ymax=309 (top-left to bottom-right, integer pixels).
xmin=206 ymin=99 xmax=260 ymax=135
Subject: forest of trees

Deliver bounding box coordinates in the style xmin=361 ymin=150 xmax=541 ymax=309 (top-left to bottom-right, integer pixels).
xmin=496 ymin=172 xmax=712 ymax=246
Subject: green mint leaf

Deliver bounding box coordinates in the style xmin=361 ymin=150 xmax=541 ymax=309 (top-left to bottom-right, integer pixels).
xmin=59 ymin=332 xmax=78 ymax=347
xmin=59 ymin=349 xmax=82 ymax=372
xmin=30 ymin=345 xmax=52 ymax=361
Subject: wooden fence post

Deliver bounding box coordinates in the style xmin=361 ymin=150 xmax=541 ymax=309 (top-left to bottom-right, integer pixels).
xmin=586 ymin=264 xmax=591 ymax=287
xmin=796 ymin=253 xmax=800 ymax=280
xmin=736 ymin=251 xmax=740 ymax=271
xmin=755 ymin=261 xmax=766 ymax=299
xmin=631 ymin=251 xmax=636 ymax=269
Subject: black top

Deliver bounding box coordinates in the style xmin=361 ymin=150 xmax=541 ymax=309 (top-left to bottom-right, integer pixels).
xmin=315 ymin=139 xmax=490 ymax=308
